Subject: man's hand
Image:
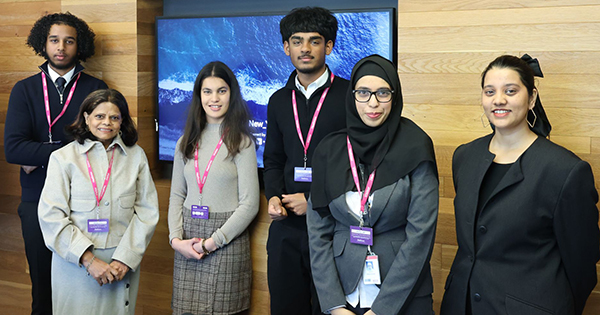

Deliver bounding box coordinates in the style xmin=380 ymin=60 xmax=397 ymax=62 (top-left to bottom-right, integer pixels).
xmin=282 ymin=193 xmax=307 ymax=216
xmin=268 ymin=196 xmax=288 ymax=221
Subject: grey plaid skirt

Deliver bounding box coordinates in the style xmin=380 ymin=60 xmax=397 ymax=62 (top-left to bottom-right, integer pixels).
xmin=172 ymin=210 xmax=252 ymax=315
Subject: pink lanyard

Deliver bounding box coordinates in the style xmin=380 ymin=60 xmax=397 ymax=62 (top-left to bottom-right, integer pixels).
xmin=86 ymin=148 xmax=116 ymax=218
xmin=194 ymin=135 xmax=225 ymax=197
xmin=347 ymin=136 xmax=376 ymax=215
xmin=292 ymin=72 xmax=334 ymax=167
xmin=41 ymin=72 xmax=81 ymax=143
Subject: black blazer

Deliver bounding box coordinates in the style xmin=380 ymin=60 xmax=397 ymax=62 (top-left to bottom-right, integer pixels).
xmin=441 ymin=134 xmax=599 ymax=315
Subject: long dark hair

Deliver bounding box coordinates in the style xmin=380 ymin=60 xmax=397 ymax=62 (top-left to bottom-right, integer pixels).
xmin=66 ymin=89 xmax=138 ymax=146
xmin=180 ymin=61 xmax=254 ymax=159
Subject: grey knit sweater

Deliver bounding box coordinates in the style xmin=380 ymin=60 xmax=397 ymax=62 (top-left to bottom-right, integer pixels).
xmin=168 ymin=123 xmax=259 ymax=247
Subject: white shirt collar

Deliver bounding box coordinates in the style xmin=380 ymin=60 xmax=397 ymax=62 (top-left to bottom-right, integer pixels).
xmin=47 ymin=65 xmax=76 ymax=86
xmin=294 ymin=67 xmax=330 ymax=99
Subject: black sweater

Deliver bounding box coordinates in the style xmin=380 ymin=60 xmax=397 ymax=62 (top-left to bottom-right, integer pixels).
xmin=4 ymin=62 xmax=108 ymax=202
xmin=263 ymin=69 xmax=348 ymax=228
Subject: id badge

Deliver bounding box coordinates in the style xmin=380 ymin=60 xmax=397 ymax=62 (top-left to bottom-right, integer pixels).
xmin=350 ymin=226 xmax=373 ymax=246
xmin=294 ymin=167 xmax=312 ymax=182
xmin=87 ymin=219 xmax=109 ymax=233
xmin=363 ymin=255 xmax=381 ymax=285
xmin=42 ymin=140 xmax=61 ymax=145
xmin=191 ymin=205 xmax=209 ymax=219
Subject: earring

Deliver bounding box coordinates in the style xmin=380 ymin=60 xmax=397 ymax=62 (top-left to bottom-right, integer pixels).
xmin=480 ymin=113 xmax=490 ymax=128
xmin=527 ymin=109 xmax=537 ymax=128
xmin=119 ymin=130 xmax=123 ymax=136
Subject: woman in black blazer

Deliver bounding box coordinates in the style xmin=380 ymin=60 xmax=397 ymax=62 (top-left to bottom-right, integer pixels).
xmin=440 ymin=55 xmax=599 ymax=315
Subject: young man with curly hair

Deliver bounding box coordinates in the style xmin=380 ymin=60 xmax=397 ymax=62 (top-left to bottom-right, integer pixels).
xmin=263 ymin=7 xmax=349 ymax=315
xmin=4 ymin=12 xmax=107 ymax=315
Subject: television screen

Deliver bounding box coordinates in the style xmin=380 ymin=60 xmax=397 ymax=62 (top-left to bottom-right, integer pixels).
xmin=157 ymin=9 xmax=394 ymax=166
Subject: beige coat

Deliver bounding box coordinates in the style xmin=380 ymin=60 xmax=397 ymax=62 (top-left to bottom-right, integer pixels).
xmin=38 ymin=136 xmax=159 ymax=314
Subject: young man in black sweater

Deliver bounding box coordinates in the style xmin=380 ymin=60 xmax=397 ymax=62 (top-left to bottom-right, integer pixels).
xmin=264 ymin=7 xmax=349 ymax=315
xmin=4 ymin=13 xmax=107 ymax=315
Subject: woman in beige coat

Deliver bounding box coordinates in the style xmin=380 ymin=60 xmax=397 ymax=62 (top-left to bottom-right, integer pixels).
xmin=38 ymin=89 xmax=159 ymax=315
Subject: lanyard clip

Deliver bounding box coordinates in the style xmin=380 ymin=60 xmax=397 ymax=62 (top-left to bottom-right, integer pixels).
xmin=303 ymin=154 xmax=307 ymax=169
xmin=48 ymin=133 xmax=53 ymax=144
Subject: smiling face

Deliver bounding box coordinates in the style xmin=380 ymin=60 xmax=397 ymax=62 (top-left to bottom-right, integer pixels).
xmin=284 ymin=32 xmax=333 ymax=77
xmin=84 ymin=102 xmax=122 ymax=148
xmin=354 ymin=75 xmax=393 ymax=127
xmin=201 ymin=76 xmax=230 ymax=124
xmin=44 ymin=23 xmax=78 ymax=75
xmin=482 ymin=67 xmax=536 ymax=133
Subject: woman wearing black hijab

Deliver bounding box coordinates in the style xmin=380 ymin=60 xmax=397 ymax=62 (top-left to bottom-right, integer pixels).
xmin=440 ymin=55 xmax=599 ymax=315
xmin=307 ymin=55 xmax=439 ymax=315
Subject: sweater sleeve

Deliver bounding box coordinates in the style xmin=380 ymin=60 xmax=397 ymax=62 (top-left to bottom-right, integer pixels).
xmin=167 ymin=139 xmax=187 ymax=242
xmin=38 ymin=152 xmax=94 ymax=265
xmin=112 ymin=150 xmax=159 ymax=271
xmin=553 ymin=160 xmax=600 ymax=315
xmin=263 ymin=94 xmax=287 ymax=200
xmin=371 ymin=161 xmax=439 ymax=315
xmin=210 ymin=139 xmax=260 ymax=248
xmin=4 ymin=80 xmax=59 ymax=166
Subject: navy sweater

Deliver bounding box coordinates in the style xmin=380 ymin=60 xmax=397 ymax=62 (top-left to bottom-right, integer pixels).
xmin=263 ymin=69 xmax=348 ymax=228
xmin=4 ymin=62 xmax=108 ymax=202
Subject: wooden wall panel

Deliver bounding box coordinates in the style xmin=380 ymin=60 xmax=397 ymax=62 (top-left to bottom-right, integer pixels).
xmin=398 ymin=2 xmax=600 ymax=314
xmin=399 ymin=0 xmax=600 ymax=12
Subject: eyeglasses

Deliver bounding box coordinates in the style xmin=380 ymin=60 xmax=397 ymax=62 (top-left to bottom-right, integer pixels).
xmin=352 ymin=89 xmax=394 ymax=103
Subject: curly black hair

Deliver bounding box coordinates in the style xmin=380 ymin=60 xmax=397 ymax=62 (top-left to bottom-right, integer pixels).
xmin=26 ymin=12 xmax=96 ymax=62
xmin=280 ymin=7 xmax=338 ymax=45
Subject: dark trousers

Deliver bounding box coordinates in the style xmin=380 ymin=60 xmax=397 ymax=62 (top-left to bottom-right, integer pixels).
xmin=267 ymin=220 xmax=323 ymax=315
xmin=18 ymin=201 xmax=53 ymax=315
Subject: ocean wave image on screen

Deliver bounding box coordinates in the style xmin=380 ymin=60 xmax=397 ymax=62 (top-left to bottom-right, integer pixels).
xmin=157 ymin=11 xmax=392 ymax=166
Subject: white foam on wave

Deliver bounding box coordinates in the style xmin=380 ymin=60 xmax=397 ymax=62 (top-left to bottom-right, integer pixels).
xmin=235 ymin=67 xmax=285 ymax=106
xmin=159 ymin=79 xmax=194 ymax=92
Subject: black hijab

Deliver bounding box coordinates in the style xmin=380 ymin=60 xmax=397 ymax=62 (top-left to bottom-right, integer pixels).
xmin=310 ymin=55 xmax=437 ymax=209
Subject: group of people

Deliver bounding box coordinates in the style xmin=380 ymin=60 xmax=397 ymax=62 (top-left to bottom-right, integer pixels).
xmin=4 ymin=6 xmax=599 ymax=315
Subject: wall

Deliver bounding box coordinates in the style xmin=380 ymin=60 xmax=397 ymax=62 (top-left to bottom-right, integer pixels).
xmin=397 ymin=1 xmax=600 ymax=313
xmin=1 ymin=0 xmax=600 ymax=314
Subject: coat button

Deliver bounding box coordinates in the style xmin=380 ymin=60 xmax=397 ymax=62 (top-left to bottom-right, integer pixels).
xmin=474 ymin=293 xmax=481 ymax=302
xmin=125 ymin=301 xmax=129 ymax=306
xmin=104 ymin=201 xmax=110 ymax=206
xmin=478 ymin=225 xmax=488 ymax=234
xmin=126 ymin=283 xmax=130 ymax=288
